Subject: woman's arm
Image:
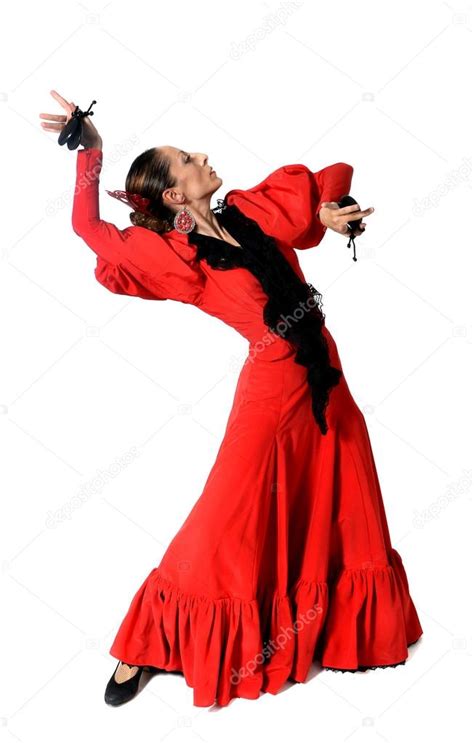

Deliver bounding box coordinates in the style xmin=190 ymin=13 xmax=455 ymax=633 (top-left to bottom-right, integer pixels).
xmin=316 ymin=163 xmax=373 ymax=237
xmin=71 ymin=146 xmax=143 ymax=265
xmin=70 ymin=147 xmax=205 ymax=303
xmin=225 ymin=161 xmax=373 ymax=250
xmin=41 ymin=89 xmax=165 ymax=273
xmin=313 ymin=161 xmax=355 ymax=243
xmin=40 ymin=89 xmax=206 ymax=304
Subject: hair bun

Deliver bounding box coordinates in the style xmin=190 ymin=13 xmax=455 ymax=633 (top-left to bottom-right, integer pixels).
xmin=129 ymin=210 xmax=172 ymax=233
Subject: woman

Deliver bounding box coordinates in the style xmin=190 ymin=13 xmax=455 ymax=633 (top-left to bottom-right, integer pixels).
xmin=40 ymin=90 xmax=423 ymax=708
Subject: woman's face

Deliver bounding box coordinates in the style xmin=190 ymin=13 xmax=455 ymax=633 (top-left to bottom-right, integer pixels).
xmin=159 ymin=145 xmax=222 ymax=207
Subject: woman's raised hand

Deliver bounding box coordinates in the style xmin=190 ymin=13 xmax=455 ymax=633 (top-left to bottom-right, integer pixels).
xmin=318 ymin=202 xmax=374 ymax=237
xmin=39 ymin=89 xmax=103 ymax=150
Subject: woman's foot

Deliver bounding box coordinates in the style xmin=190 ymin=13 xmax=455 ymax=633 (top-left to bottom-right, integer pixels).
xmin=114 ymin=662 xmax=140 ymax=683
xmin=104 ymin=661 xmax=147 ymax=706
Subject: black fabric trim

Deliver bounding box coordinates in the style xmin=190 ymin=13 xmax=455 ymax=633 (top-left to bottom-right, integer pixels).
xmin=322 ymin=659 xmax=407 ymax=673
xmin=320 ymin=638 xmax=420 ymax=673
xmin=187 ymin=198 xmax=342 ymax=435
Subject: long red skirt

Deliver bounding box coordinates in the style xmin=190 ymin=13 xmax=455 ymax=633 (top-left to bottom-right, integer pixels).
xmin=109 ymin=327 xmax=423 ymax=706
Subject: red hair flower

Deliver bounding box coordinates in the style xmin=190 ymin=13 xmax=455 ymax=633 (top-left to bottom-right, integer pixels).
xmin=105 ymin=189 xmax=153 ymax=216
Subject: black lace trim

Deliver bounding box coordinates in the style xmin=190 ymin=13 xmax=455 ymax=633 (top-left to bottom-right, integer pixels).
xmin=320 ymin=638 xmax=420 ymax=673
xmin=187 ymin=198 xmax=342 ymax=435
xmin=322 ymin=659 xmax=407 ymax=673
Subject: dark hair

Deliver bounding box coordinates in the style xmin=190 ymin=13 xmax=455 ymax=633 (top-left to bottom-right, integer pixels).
xmin=125 ymin=147 xmax=177 ymax=234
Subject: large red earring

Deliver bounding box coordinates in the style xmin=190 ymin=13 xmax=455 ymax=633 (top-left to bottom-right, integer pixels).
xmin=173 ymin=206 xmax=195 ymax=234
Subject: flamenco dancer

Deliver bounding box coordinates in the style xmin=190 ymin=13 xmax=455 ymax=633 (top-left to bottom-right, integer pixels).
xmin=39 ymin=90 xmax=423 ymax=708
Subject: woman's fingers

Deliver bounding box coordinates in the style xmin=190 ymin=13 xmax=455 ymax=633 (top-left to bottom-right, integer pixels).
xmin=339 ymin=204 xmax=374 ymax=219
xmin=319 ymin=202 xmax=375 ymax=225
xmin=39 ymin=112 xmax=67 ymax=122
xmin=39 ymin=91 xmax=77 ymax=136
xmin=49 ymin=89 xmax=74 ymax=113
xmin=40 ymin=122 xmax=64 ymax=131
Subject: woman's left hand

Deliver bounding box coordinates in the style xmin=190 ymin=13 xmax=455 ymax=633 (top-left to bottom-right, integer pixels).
xmin=318 ymin=202 xmax=374 ymax=237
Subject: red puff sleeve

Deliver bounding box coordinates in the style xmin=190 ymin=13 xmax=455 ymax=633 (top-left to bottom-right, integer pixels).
xmin=71 ymin=147 xmax=205 ymax=304
xmin=225 ymin=162 xmax=354 ymax=250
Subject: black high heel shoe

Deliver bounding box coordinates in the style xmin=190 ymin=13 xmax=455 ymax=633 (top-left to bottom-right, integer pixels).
xmin=104 ymin=661 xmax=159 ymax=706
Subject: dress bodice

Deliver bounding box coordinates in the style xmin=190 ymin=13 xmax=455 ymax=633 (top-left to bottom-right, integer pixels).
xmin=186 ymin=200 xmax=321 ymax=357
xmin=185 ymin=199 xmax=344 ymax=434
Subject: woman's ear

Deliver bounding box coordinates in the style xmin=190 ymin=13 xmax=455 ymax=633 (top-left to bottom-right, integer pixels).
xmin=163 ymin=187 xmax=185 ymax=208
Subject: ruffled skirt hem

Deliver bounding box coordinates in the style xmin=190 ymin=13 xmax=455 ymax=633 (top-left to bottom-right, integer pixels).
xmin=109 ymin=547 xmax=423 ymax=707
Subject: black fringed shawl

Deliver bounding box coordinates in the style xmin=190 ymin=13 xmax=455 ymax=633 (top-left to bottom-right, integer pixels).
xmin=187 ymin=198 xmax=342 ymax=435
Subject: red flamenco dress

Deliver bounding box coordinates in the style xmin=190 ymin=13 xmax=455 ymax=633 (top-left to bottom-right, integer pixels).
xmin=72 ymin=147 xmax=423 ymax=707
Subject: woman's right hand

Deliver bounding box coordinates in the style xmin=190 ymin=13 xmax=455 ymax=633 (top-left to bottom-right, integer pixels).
xmin=39 ymin=89 xmax=103 ymax=150
xmin=318 ymin=201 xmax=374 ymax=237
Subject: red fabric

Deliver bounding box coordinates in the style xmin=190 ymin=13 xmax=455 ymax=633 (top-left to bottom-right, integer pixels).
xmin=72 ymin=148 xmax=423 ymax=707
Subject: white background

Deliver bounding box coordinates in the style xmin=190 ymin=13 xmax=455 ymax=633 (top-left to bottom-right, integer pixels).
xmin=0 ymin=0 xmax=471 ymax=740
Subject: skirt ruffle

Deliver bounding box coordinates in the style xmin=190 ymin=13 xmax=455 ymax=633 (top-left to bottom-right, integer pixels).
xmin=109 ymin=546 xmax=423 ymax=707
